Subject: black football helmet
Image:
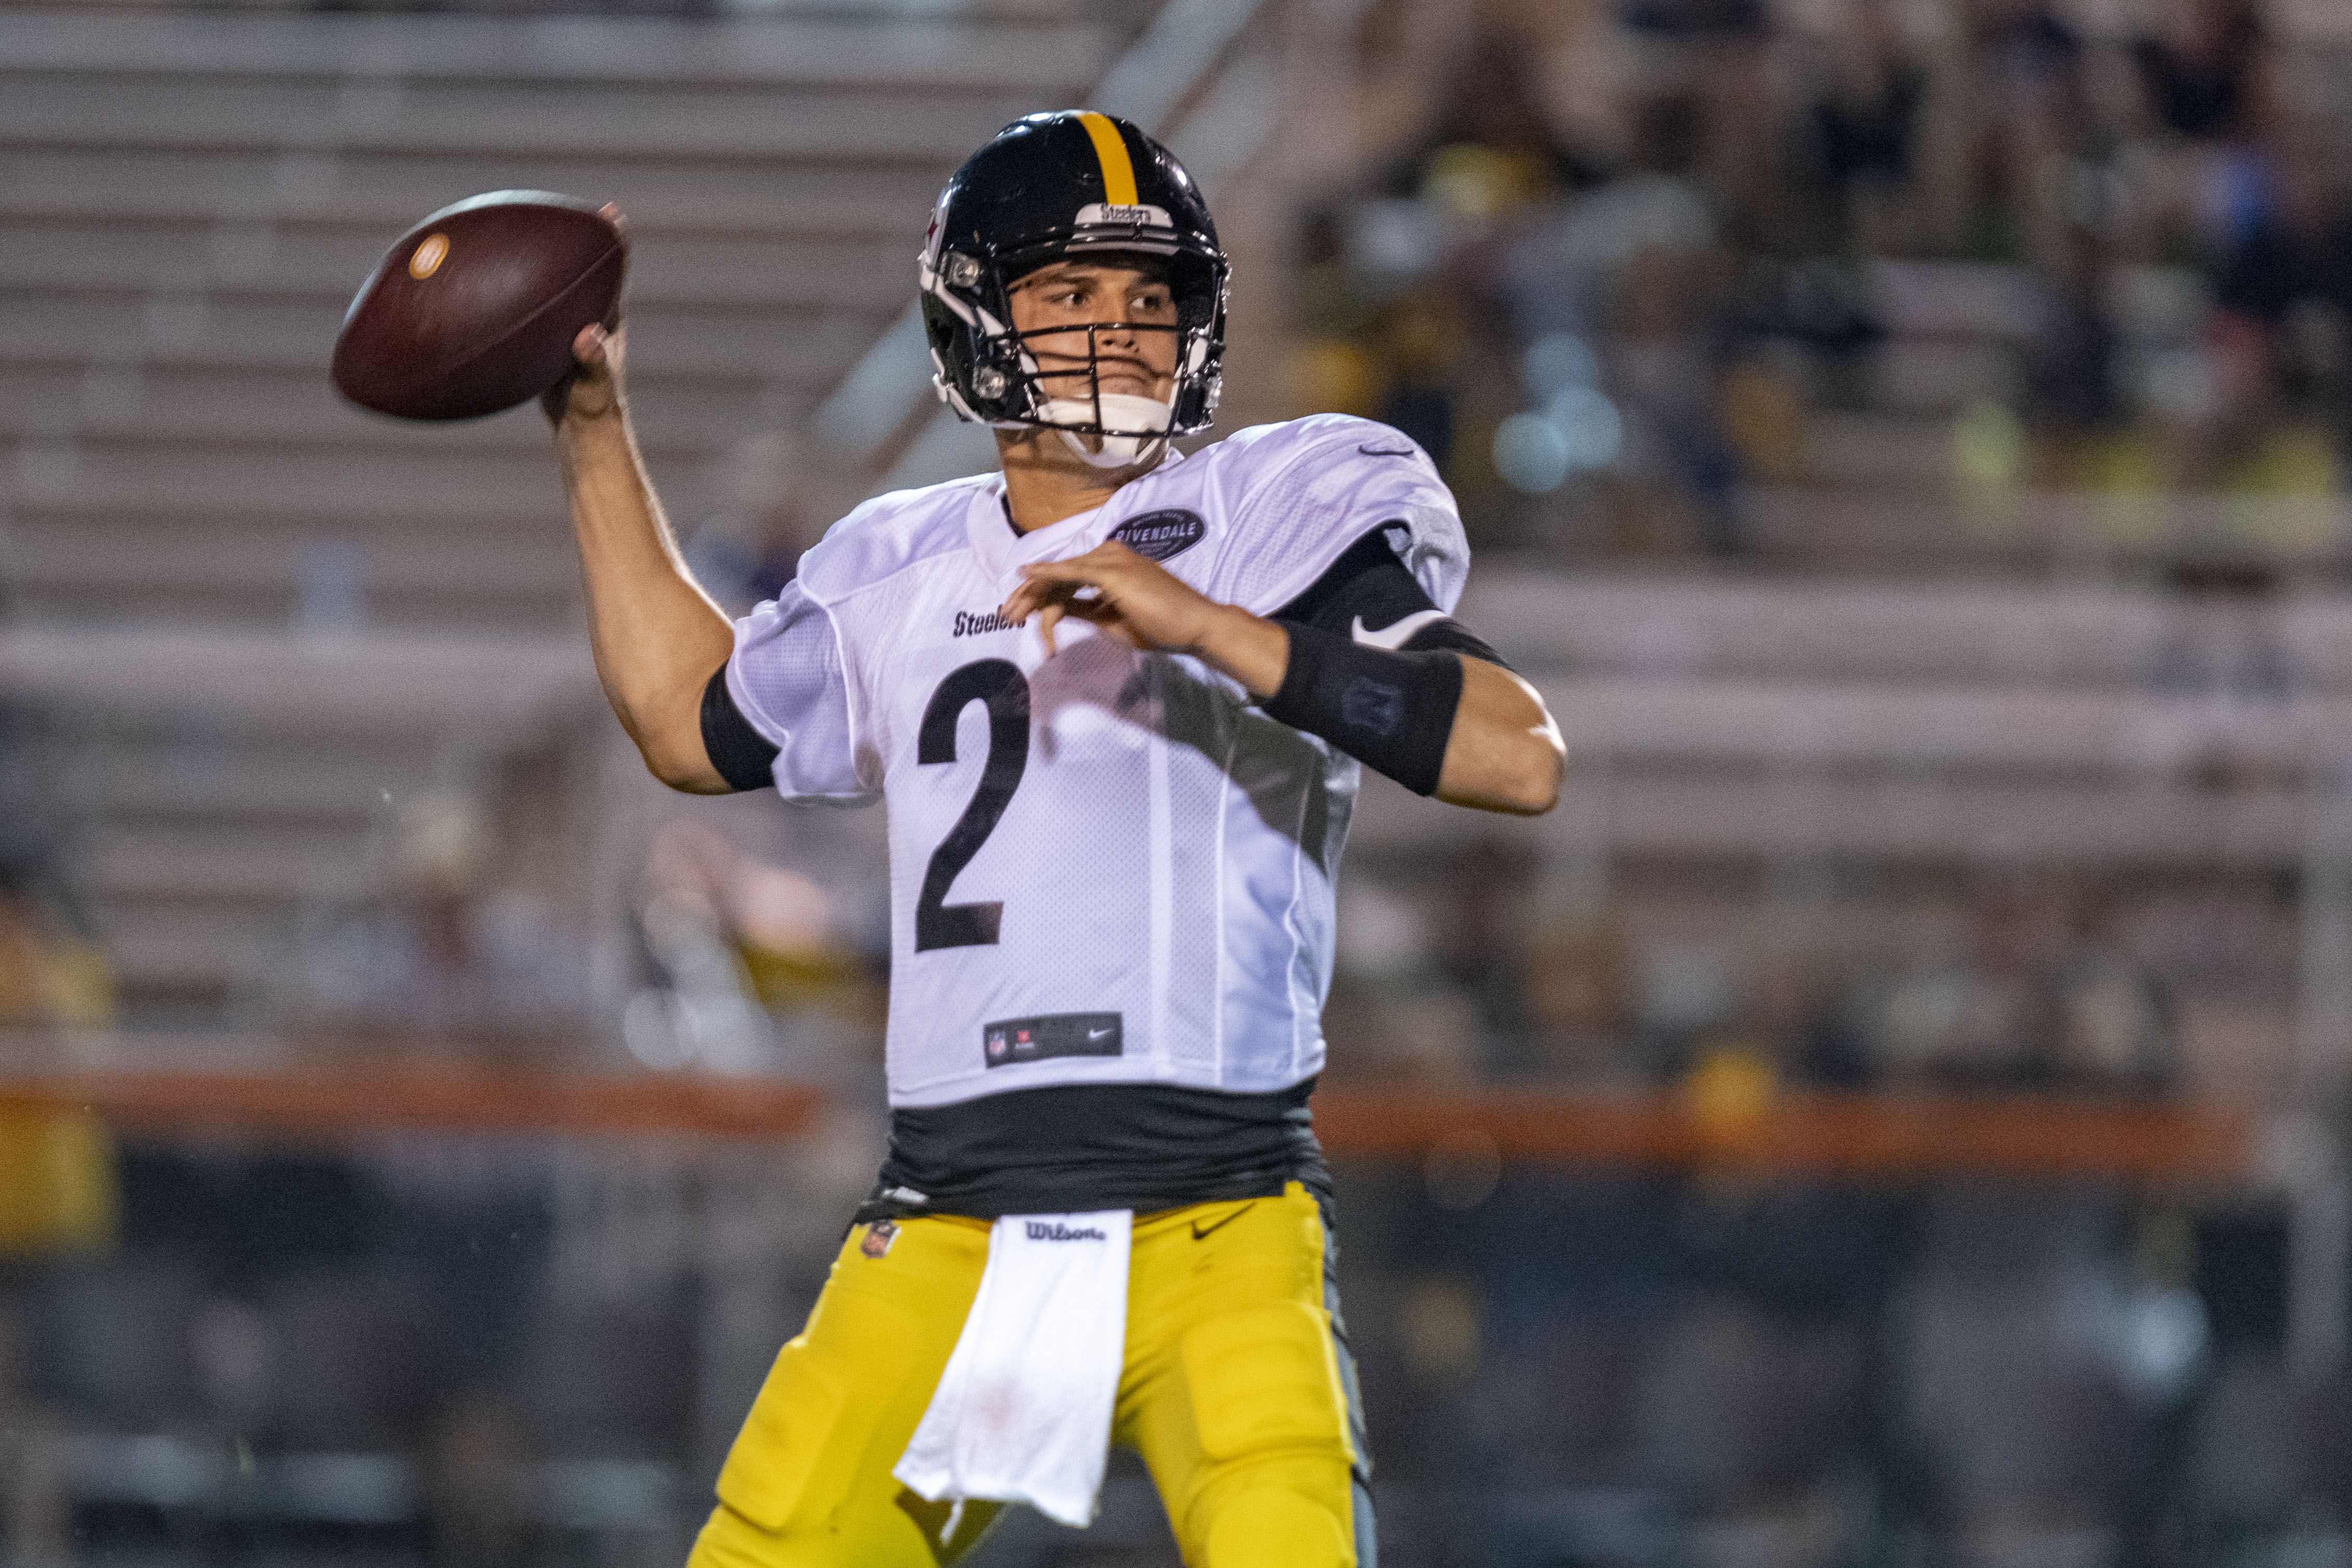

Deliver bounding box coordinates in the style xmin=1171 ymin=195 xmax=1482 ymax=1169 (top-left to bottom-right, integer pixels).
xmin=920 ymin=111 xmax=1229 ymax=462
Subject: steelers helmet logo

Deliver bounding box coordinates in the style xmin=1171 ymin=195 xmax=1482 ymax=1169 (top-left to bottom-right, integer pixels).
xmin=408 ymin=233 xmax=450 ymax=280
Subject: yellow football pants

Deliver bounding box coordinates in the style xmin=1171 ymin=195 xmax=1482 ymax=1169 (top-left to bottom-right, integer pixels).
xmin=687 ymin=1181 xmax=1370 ymax=1568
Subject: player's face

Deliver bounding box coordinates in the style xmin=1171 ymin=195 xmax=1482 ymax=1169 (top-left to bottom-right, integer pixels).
xmin=1007 ymin=259 xmax=1179 ymax=405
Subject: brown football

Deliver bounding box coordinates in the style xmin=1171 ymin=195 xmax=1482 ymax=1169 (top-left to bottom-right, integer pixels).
xmin=332 ymin=191 xmax=626 ymax=421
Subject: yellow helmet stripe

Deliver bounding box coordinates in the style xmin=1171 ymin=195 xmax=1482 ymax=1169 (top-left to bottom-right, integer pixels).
xmin=1075 ymin=111 xmax=1140 ymax=207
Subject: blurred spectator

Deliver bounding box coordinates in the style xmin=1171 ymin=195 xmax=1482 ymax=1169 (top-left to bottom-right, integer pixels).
xmin=1326 ymin=872 xmax=1481 ymax=1082
xmin=1278 ymin=0 xmax=2350 ymax=578
xmin=1801 ymin=0 xmax=1930 ymax=256
xmin=623 ymin=821 xmax=781 ymax=1075
xmin=1879 ymin=881 xmax=2180 ymax=1094
xmin=2048 ymin=888 xmax=2181 ymax=1093
xmin=1551 ymin=95 xmax=1748 ymax=552
xmin=2020 ymin=252 xmax=2124 ymax=447
xmin=1617 ymin=0 xmax=1767 ymax=38
xmin=1899 ymin=1192 xmax=2148 ymax=1560
xmin=685 ymin=428 xmax=870 ymax=617
xmin=0 ymin=866 xmax=112 ymax=1031
xmin=1881 ymin=884 xmax=2062 ymax=1089
xmin=0 ymin=859 xmax=120 ymax=1276
xmin=1386 ymin=30 xmax=1583 ymax=222
xmin=1630 ymin=1296 xmax=1864 ymax=1533
xmin=279 ymin=787 xmax=591 ymax=1051
xmin=622 ymin=819 xmax=880 ymax=1076
xmin=1507 ymin=917 xmax=1637 ymax=1083
xmin=0 ymin=1106 xmax=115 ymax=1261
xmin=1371 ymin=291 xmax=1466 ymax=468
xmin=1290 ymin=24 xmax=1600 ymax=537
xmin=1741 ymin=950 xmax=1872 ymax=1089
xmin=1964 ymin=0 xmax=2087 ymax=269
xmin=0 ymin=1302 xmax=70 ymax=1566
xmin=423 ymin=1388 xmax=540 ymax=1568
xmin=2132 ymin=0 xmax=2271 ymax=148
xmin=1427 ymin=838 xmax=1539 ymax=1044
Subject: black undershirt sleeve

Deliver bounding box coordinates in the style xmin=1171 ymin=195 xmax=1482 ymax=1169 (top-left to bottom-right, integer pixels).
xmin=1262 ymin=527 xmax=1509 ymax=795
xmin=699 ymin=665 xmax=781 ymax=793
xmin=1268 ymin=528 xmax=1510 ymax=666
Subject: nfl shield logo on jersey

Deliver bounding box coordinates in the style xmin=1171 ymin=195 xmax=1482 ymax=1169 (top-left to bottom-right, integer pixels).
xmin=986 ymin=1028 xmax=1009 ymax=1061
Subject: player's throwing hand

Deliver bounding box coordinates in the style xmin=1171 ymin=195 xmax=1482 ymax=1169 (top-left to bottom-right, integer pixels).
xmin=543 ymin=321 xmax=625 ymax=423
xmin=543 ymin=205 xmax=630 ymax=424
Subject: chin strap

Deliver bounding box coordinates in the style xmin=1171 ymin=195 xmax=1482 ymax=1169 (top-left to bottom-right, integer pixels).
xmin=1035 ymin=395 xmax=1173 ymax=470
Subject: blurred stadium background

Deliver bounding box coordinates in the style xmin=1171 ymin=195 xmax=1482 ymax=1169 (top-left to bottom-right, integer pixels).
xmin=5 ymin=0 xmax=2352 ymax=1562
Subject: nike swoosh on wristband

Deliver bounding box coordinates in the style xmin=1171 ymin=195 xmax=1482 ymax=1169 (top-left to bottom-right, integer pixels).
xmin=1350 ymin=609 xmax=1447 ymax=651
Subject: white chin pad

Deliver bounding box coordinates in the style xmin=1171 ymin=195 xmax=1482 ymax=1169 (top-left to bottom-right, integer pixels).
xmin=1039 ymin=395 xmax=1172 ymax=469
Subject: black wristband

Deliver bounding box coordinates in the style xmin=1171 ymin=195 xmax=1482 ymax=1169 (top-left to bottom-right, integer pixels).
xmin=1262 ymin=623 xmax=1463 ymax=796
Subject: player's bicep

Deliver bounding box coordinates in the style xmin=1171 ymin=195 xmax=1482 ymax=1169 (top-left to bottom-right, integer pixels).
xmin=716 ymin=584 xmax=876 ymax=803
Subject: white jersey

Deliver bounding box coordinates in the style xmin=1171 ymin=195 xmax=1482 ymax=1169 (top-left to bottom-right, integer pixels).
xmin=725 ymin=413 xmax=1468 ymax=1110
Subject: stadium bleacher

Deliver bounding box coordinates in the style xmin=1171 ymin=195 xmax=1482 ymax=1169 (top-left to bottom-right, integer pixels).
xmin=0 ymin=4 xmax=1109 ymax=1018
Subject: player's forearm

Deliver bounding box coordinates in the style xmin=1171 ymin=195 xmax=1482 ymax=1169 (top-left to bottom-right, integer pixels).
xmin=1236 ymin=616 xmax=1561 ymax=813
xmin=1193 ymin=604 xmax=1291 ymax=698
xmin=554 ymin=409 xmax=734 ymax=790
xmin=1433 ymin=657 xmax=1564 ymax=815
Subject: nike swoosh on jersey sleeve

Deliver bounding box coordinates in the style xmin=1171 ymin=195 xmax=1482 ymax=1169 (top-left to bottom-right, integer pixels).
xmin=1350 ymin=608 xmax=1448 ymax=651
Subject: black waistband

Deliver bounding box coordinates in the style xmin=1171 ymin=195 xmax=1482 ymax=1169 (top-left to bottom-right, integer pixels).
xmin=857 ymin=1077 xmax=1329 ymax=1223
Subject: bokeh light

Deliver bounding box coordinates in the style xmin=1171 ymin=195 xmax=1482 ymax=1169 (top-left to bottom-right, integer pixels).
xmin=1493 ymin=411 xmax=1575 ymax=492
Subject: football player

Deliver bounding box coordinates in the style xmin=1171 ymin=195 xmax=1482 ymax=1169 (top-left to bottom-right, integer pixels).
xmin=546 ymin=111 xmax=1562 ymax=1568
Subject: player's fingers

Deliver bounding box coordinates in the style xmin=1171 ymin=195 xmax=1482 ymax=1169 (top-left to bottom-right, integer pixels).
xmin=1021 ymin=545 xmax=1146 ymax=586
xmin=1005 ymin=569 xmax=1107 ymax=619
xmin=997 ymin=579 xmax=1060 ymax=623
xmin=598 ymin=202 xmax=629 ymax=235
xmin=1014 ymin=557 xmax=1102 ymax=590
xmin=1037 ymin=602 xmax=1063 ymax=657
xmin=1061 ymin=594 xmax=1120 ymax=624
xmin=572 ymin=323 xmax=609 ymax=367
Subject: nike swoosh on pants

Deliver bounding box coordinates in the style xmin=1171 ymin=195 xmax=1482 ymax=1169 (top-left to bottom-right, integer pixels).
xmin=1350 ymin=608 xmax=1447 ymax=651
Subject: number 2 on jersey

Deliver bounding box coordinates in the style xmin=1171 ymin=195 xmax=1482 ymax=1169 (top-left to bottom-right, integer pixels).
xmin=914 ymin=660 xmax=1030 ymax=951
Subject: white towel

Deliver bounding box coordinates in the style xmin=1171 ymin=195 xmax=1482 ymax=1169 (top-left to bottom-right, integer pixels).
xmin=894 ymin=1209 xmax=1132 ymax=1527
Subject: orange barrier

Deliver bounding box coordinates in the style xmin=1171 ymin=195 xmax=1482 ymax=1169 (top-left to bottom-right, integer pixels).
xmin=0 ymin=1065 xmax=823 ymax=1143
xmin=0 ymin=1063 xmax=2255 ymax=1180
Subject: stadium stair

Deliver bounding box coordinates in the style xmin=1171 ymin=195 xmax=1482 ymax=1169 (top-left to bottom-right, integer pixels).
xmin=1344 ymin=564 xmax=2352 ymax=870
xmin=1737 ymin=260 xmax=2352 ymax=573
xmin=0 ymin=5 xmax=1111 ymax=1022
